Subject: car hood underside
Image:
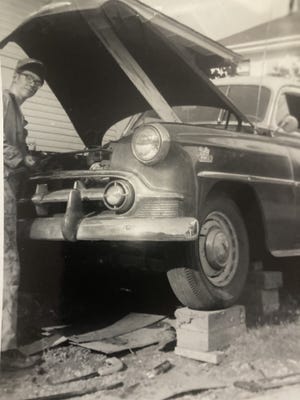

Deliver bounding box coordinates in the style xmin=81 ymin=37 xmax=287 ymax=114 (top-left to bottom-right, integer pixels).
xmin=0 ymin=0 xmax=248 ymax=146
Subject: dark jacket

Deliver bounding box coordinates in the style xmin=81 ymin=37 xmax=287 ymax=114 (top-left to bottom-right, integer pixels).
xmin=3 ymin=90 xmax=28 ymax=194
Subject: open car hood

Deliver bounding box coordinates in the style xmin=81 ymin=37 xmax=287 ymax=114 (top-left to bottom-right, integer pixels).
xmin=0 ymin=0 xmax=249 ymax=146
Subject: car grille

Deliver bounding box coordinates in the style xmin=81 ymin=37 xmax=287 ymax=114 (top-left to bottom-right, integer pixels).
xmin=135 ymin=199 xmax=181 ymax=217
xmin=29 ymin=174 xmax=182 ymax=218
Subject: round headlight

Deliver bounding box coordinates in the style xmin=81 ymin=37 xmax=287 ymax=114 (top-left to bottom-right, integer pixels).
xmin=131 ymin=124 xmax=170 ymax=165
xmin=103 ymin=180 xmax=134 ymax=212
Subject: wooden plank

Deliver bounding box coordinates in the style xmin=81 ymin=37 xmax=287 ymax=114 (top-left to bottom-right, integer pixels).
xmin=175 ymin=346 xmax=225 ymax=365
xmin=71 ymin=312 xmax=165 ymax=343
xmin=20 ymin=335 xmax=68 ymax=356
xmin=73 ymin=326 xmax=169 ymax=354
xmin=89 ymin=16 xmax=181 ymax=123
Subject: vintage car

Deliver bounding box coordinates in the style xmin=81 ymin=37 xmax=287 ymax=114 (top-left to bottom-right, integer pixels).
xmin=1 ymin=0 xmax=300 ymax=310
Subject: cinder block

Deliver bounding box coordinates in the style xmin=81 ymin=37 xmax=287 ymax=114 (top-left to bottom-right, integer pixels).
xmin=248 ymin=271 xmax=283 ymax=290
xmin=176 ymin=324 xmax=246 ymax=352
xmin=175 ymin=305 xmax=245 ymax=332
xmin=175 ymin=346 xmax=224 ymax=365
xmin=175 ymin=306 xmax=246 ymax=353
xmin=242 ymin=287 xmax=280 ymax=314
xmin=260 ymin=289 xmax=280 ymax=314
xmin=251 ymin=261 xmax=264 ymax=271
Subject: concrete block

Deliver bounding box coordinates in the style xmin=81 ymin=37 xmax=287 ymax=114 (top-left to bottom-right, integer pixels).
xmin=242 ymin=288 xmax=280 ymax=315
xmin=175 ymin=305 xmax=245 ymax=332
xmin=260 ymin=289 xmax=280 ymax=314
xmin=251 ymin=261 xmax=264 ymax=271
xmin=248 ymin=271 xmax=283 ymax=290
xmin=176 ymin=324 xmax=246 ymax=352
xmin=175 ymin=346 xmax=224 ymax=365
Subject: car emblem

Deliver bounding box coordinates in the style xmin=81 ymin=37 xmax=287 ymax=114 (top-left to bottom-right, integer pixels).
xmin=198 ymin=146 xmax=213 ymax=163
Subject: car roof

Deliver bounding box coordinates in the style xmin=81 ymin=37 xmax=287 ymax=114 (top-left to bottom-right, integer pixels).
xmin=213 ymin=75 xmax=300 ymax=91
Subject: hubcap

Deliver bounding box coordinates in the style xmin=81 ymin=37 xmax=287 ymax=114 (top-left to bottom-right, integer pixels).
xmin=199 ymin=211 xmax=239 ymax=287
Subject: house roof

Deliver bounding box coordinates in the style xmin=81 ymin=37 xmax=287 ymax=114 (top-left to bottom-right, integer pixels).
xmin=221 ymin=11 xmax=300 ymax=47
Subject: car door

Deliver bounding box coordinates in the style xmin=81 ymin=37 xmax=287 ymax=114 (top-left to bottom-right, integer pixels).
xmin=273 ymin=87 xmax=300 ymax=254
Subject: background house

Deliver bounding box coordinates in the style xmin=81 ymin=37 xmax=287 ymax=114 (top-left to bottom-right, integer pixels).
xmin=221 ymin=0 xmax=300 ymax=77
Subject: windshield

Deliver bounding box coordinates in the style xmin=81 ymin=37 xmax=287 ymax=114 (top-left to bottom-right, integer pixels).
xmin=128 ymin=84 xmax=271 ymax=128
xmin=217 ymin=84 xmax=271 ymax=123
xmin=103 ymin=83 xmax=270 ymax=143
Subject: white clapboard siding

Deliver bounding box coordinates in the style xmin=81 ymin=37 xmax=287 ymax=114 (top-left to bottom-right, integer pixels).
xmin=0 ymin=0 xmax=84 ymax=153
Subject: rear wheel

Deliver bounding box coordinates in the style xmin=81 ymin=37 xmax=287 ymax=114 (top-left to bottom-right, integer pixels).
xmin=167 ymin=195 xmax=249 ymax=309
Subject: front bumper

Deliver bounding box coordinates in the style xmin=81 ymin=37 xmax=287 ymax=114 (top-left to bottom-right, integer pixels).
xmin=26 ymin=216 xmax=199 ymax=242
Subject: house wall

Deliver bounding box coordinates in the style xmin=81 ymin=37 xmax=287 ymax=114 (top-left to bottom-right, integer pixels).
xmin=248 ymin=48 xmax=300 ymax=76
xmin=0 ymin=0 xmax=83 ymax=152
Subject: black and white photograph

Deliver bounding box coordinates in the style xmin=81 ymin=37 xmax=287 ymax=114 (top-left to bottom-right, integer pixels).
xmin=1 ymin=0 xmax=300 ymax=399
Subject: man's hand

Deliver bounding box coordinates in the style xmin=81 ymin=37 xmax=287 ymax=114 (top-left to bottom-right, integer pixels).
xmin=24 ymin=154 xmax=39 ymax=169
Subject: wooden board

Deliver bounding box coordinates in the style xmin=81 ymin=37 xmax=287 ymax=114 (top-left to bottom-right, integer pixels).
xmin=89 ymin=16 xmax=181 ymax=123
xmin=71 ymin=313 xmax=165 ymax=343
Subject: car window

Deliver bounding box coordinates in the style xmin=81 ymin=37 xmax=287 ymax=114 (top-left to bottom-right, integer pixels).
xmin=137 ymin=106 xmax=236 ymax=126
xmin=218 ymin=84 xmax=271 ymax=123
xmin=276 ymin=93 xmax=300 ymax=132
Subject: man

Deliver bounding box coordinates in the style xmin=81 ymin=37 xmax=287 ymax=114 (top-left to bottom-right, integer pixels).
xmin=2 ymin=58 xmax=44 ymax=369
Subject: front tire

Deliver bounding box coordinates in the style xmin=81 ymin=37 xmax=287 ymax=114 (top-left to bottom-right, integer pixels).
xmin=167 ymin=195 xmax=249 ymax=310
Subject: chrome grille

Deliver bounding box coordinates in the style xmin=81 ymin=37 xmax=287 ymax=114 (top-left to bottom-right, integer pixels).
xmin=135 ymin=199 xmax=181 ymax=217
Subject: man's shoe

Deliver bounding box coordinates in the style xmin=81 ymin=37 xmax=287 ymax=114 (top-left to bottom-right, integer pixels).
xmin=1 ymin=349 xmax=41 ymax=371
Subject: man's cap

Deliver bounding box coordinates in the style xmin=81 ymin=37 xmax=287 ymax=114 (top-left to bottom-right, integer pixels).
xmin=15 ymin=58 xmax=45 ymax=84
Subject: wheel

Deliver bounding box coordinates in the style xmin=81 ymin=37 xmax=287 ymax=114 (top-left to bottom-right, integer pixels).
xmin=167 ymin=195 xmax=249 ymax=310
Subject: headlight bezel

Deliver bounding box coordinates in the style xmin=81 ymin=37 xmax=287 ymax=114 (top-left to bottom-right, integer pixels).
xmin=103 ymin=180 xmax=134 ymax=212
xmin=131 ymin=123 xmax=171 ymax=165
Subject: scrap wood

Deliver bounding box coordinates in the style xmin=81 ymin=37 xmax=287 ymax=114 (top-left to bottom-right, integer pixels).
xmin=42 ymin=325 xmax=70 ymax=333
xmin=20 ymin=335 xmax=68 ymax=356
xmin=49 ymin=371 xmax=99 ymax=386
xmin=50 ymin=357 xmax=124 ymax=385
xmin=136 ymin=369 xmax=227 ymax=400
xmin=234 ymin=372 xmax=300 ymax=392
xmin=143 ymin=380 xmax=227 ymax=400
xmin=70 ymin=313 xmax=165 ymax=343
xmin=22 ymin=381 xmax=123 ymax=400
xmin=161 ymin=386 xmax=227 ymax=400
xmin=72 ymin=326 xmax=169 ymax=354
xmin=146 ymin=360 xmax=173 ymax=378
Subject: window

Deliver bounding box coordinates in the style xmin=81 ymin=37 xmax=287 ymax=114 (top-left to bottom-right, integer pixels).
xmin=276 ymin=93 xmax=300 ymax=132
xmin=220 ymin=85 xmax=271 ymax=123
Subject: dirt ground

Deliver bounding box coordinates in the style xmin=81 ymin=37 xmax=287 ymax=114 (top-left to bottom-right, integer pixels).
xmin=1 ymin=300 xmax=300 ymax=400
xmin=1 ymin=244 xmax=300 ymax=400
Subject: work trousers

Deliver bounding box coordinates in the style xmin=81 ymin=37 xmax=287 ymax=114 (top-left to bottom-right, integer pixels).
xmin=1 ymin=179 xmax=19 ymax=351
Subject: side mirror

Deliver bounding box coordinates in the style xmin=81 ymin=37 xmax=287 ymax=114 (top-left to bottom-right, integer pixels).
xmin=277 ymin=115 xmax=299 ymax=134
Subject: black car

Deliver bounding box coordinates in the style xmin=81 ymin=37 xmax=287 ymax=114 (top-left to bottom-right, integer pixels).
xmin=2 ymin=0 xmax=299 ymax=310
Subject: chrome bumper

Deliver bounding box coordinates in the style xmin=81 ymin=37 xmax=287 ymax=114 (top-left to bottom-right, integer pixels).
xmin=27 ymin=216 xmax=199 ymax=242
